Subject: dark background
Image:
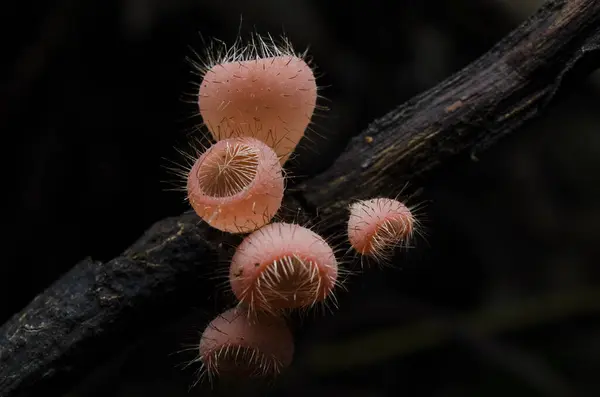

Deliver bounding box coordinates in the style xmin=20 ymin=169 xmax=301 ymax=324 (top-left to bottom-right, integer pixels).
xmin=3 ymin=0 xmax=600 ymax=396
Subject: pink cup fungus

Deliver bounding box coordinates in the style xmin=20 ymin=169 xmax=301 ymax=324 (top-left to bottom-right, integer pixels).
xmin=198 ymin=55 xmax=317 ymax=164
xmin=229 ymin=222 xmax=339 ymax=314
xmin=187 ymin=136 xmax=284 ymax=234
xmin=347 ymin=197 xmax=416 ymax=264
xmin=198 ymin=307 xmax=294 ymax=382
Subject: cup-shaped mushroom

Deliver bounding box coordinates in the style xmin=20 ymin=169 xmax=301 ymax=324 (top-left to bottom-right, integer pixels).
xmin=229 ymin=222 xmax=339 ymax=314
xmin=187 ymin=137 xmax=284 ymax=233
xmin=198 ymin=56 xmax=317 ymax=164
xmin=199 ymin=307 xmax=294 ymax=380
xmin=347 ymin=198 xmax=415 ymax=262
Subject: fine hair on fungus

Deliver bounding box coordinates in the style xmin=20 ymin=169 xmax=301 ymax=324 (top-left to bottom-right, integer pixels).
xmin=347 ymin=197 xmax=418 ymax=265
xmin=229 ymin=222 xmax=340 ymax=316
xmin=193 ymin=33 xmax=318 ymax=164
xmin=195 ymin=307 xmax=294 ymax=384
xmin=187 ymin=136 xmax=285 ymax=233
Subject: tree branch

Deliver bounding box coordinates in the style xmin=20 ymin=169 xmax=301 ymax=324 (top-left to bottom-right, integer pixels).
xmin=2 ymin=1 xmax=600 ymax=396
xmin=301 ymin=0 xmax=600 ymax=219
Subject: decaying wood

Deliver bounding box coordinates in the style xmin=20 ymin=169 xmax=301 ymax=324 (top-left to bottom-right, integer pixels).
xmin=2 ymin=1 xmax=600 ymax=396
xmin=302 ymin=0 xmax=600 ymax=220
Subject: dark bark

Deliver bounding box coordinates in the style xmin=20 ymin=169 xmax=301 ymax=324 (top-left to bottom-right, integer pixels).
xmin=0 ymin=212 xmax=225 ymax=397
xmin=301 ymin=0 xmax=600 ymax=220
xmin=1 ymin=1 xmax=600 ymax=396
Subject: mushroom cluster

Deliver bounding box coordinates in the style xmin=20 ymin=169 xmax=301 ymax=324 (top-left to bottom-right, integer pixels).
xmin=179 ymin=34 xmax=419 ymax=386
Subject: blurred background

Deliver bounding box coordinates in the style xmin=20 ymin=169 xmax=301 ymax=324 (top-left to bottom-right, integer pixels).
xmin=4 ymin=0 xmax=600 ymax=396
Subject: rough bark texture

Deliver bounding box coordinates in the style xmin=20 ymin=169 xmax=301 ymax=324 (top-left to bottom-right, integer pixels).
xmin=301 ymin=0 xmax=600 ymax=221
xmin=1 ymin=1 xmax=600 ymax=396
